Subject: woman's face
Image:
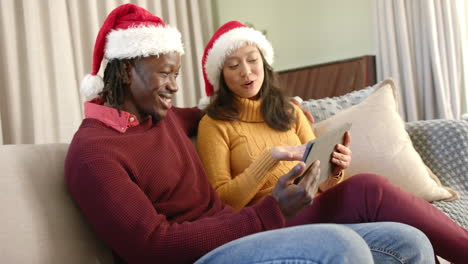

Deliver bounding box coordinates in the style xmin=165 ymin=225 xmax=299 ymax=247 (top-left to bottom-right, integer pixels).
xmin=222 ymin=45 xmax=264 ymax=99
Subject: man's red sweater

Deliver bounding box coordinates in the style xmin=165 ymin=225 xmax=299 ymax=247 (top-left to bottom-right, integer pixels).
xmin=65 ymin=106 xmax=285 ymax=264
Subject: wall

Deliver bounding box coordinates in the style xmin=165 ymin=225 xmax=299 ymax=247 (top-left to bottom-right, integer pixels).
xmin=212 ymin=0 xmax=375 ymax=71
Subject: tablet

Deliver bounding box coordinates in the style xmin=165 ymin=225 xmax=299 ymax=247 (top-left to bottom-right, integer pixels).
xmin=294 ymin=122 xmax=352 ymax=185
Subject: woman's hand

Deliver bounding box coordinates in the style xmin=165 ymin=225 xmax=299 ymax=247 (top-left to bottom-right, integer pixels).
xmin=272 ymin=160 xmax=321 ymax=219
xmin=331 ymin=131 xmax=352 ymax=175
xmin=271 ymin=144 xmax=307 ymax=161
xmin=291 ymin=97 xmax=315 ymax=123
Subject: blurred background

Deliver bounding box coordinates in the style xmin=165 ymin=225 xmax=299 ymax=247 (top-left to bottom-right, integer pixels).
xmin=0 ymin=0 xmax=466 ymax=144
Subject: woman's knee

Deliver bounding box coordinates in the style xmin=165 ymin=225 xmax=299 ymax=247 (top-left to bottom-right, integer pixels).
xmin=344 ymin=173 xmax=391 ymax=191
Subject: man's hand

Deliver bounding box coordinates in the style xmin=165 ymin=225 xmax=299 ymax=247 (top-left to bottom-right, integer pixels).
xmin=272 ymin=160 xmax=321 ymax=219
xmin=291 ymin=97 xmax=315 ymax=124
xmin=331 ymin=131 xmax=352 ymax=175
xmin=270 ymin=144 xmax=307 ymax=161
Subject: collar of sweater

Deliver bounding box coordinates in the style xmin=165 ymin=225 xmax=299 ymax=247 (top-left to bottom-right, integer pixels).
xmin=235 ymin=96 xmax=264 ymax=122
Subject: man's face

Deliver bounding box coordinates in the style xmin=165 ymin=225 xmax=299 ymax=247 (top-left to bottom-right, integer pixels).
xmin=126 ymin=53 xmax=181 ymax=121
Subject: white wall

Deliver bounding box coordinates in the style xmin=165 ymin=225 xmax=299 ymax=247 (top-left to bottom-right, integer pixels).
xmin=212 ymin=0 xmax=375 ymax=71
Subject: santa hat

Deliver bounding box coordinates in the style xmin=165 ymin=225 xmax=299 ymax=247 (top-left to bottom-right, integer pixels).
xmin=199 ymin=20 xmax=273 ymax=107
xmin=80 ymin=3 xmax=184 ymax=99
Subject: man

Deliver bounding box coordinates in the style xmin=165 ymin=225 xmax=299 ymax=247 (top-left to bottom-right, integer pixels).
xmin=66 ymin=3 xmax=433 ymax=264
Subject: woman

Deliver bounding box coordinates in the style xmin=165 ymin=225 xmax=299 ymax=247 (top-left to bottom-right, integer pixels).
xmin=197 ymin=20 xmax=468 ymax=263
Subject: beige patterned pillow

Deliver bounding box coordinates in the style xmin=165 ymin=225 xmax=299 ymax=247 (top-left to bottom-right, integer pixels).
xmin=314 ymin=78 xmax=457 ymax=202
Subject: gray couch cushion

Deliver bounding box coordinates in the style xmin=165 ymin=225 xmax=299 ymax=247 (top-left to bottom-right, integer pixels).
xmin=300 ymin=85 xmax=377 ymax=122
xmin=302 ymin=85 xmax=467 ymax=228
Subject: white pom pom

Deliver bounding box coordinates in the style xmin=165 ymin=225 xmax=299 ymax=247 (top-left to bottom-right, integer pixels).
xmin=291 ymin=96 xmax=303 ymax=105
xmin=80 ymin=74 xmax=104 ymax=99
xmin=198 ymin=96 xmax=212 ymax=110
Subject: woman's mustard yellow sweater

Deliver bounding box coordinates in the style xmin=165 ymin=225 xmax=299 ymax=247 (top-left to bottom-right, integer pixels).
xmin=197 ymin=97 xmax=343 ymax=210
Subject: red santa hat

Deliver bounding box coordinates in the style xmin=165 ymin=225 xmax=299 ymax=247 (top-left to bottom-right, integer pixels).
xmin=80 ymin=3 xmax=184 ymax=99
xmin=199 ymin=21 xmax=273 ymax=107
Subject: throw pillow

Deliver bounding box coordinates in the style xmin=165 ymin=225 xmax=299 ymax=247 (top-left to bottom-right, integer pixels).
xmin=313 ymin=78 xmax=457 ymax=202
xmin=300 ymin=85 xmax=377 ymax=122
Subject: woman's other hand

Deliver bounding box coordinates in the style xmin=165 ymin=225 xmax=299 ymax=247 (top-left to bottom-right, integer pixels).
xmin=272 ymin=160 xmax=321 ymax=218
xmin=291 ymin=97 xmax=315 ymax=124
xmin=331 ymin=131 xmax=352 ymax=175
xmin=271 ymin=144 xmax=307 ymax=161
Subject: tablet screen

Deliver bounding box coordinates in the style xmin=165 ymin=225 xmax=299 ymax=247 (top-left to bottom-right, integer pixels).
xmin=294 ymin=122 xmax=352 ymax=185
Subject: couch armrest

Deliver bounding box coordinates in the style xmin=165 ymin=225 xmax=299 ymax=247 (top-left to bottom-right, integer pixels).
xmin=0 ymin=144 xmax=113 ymax=264
xmin=405 ymin=119 xmax=468 ymax=189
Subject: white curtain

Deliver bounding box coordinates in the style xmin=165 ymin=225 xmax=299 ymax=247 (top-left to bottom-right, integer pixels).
xmin=0 ymin=112 xmax=3 ymax=145
xmin=375 ymin=0 xmax=467 ymax=121
xmin=0 ymin=0 xmax=214 ymax=145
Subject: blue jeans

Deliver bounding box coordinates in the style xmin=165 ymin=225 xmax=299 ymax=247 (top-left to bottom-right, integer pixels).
xmin=195 ymin=222 xmax=434 ymax=264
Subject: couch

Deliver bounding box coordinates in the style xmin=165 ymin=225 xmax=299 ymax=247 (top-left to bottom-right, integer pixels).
xmin=0 ymin=144 xmax=113 ymax=264
xmin=299 ymin=79 xmax=468 ymax=229
xmin=406 ymin=119 xmax=468 ymax=229
xmin=1 ymin=121 xmax=466 ymax=263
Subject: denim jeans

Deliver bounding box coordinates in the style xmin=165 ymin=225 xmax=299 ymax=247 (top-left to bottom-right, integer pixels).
xmin=195 ymin=222 xmax=434 ymax=264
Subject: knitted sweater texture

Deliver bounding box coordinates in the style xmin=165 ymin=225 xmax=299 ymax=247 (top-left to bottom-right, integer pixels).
xmin=65 ymin=106 xmax=285 ymax=264
xmin=197 ymin=98 xmax=342 ymax=210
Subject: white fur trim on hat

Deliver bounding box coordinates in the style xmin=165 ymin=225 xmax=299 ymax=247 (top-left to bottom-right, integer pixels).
xmin=105 ymin=25 xmax=185 ymax=59
xmin=197 ymin=96 xmax=211 ymax=110
xmin=204 ymin=27 xmax=273 ymax=92
xmin=80 ymin=74 xmax=104 ymax=99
